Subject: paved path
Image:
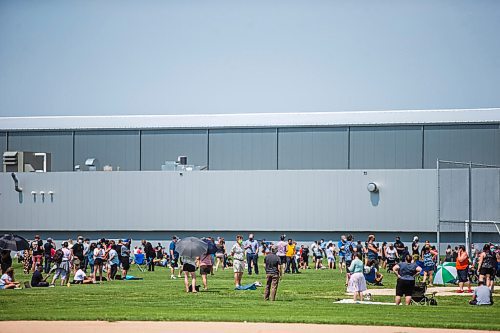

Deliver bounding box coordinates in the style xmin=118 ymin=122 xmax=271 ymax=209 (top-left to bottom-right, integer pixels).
xmin=0 ymin=321 xmax=496 ymax=333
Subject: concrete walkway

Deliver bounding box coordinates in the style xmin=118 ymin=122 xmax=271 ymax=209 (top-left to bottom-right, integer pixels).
xmin=0 ymin=321 xmax=496 ymax=333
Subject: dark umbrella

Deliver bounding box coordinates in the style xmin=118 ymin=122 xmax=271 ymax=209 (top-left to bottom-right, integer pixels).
xmin=175 ymin=237 xmax=208 ymax=258
xmin=0 ymin=234 xmax=30 ymax=251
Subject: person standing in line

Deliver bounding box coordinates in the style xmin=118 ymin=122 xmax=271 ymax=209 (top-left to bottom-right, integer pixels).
xmin=93 ymin=242 xmax=105 ymax=283
xmin=411 ymin=236 xmax=420 ymax=262
xmin=30 ymin=235 xmax=44 ymax=273
xmin=344 ymin=234 xmax=355 ymax=286
xmin=71 ymin=236 xmax=85 ymax=272
xmin=244 ymin=234 xmax=259 ymax=275
xmin=478 ymin=243 xmax=496 ymax=290
xmin=199 ymin=252 xmax=213 ymax=290
xmin=107 ymin=244 xmax=119 ymax=280
xmin=276 ymin=235 xmax=287 ymax=275
xmin=264 ymin=245 xmax=281 ymax=301
xmin=82 ymin=238 xmax=90 ymax=272
xmin=169 ymin=236 xmax=181 ymax=279
xmin=214 ymin=238 xmax=226 ymax=271
xmin=43 ymin=238 xmax=54 ymax=274
xmin=393 ymin=254 xmax=422 ymax=305
xmin=51 ymin=242 xmax=72 ymax=287
xmin=120 ymin=239 xmax=131 ymax=279
xmin=285 ymin=238 xmax=298 ymax=273
xmin=421 ymin=246 xmax=435 ymax=286
xmin=394 ymin=236 xmax=405 ymax=261
xmin=347 ymin=252 xmax=367 ymax=302
xmin=366 ymin=234 xmax=379 ymax=267
xmin=326 ymin=242 xmax=336 ymax=269
xmin=230 ymin=235 xmax=245 ymax=288
xmin=456 ymin=245 xmax=472 ymax=293
xmin=338 ymin=235 xmax=347 ymax=273
xmin=142 ymin=240 xmax=156 ymax=272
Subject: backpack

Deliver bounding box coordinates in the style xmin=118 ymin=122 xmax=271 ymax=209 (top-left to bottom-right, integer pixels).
xmin=203 ymin=239 xmax=217 ymax=255
xmin=482 ymin=251 xmax=495 ymax=269
xmin=53 ymin=249 xmax=64 ymax=264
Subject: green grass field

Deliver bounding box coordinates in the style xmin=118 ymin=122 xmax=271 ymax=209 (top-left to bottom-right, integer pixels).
xmin=0 ymin=261 xmax=498 ymax=330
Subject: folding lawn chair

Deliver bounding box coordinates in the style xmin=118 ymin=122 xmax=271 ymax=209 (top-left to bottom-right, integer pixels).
xmin=411 ymin=282 xmax=437 ymax=306
xmin=134 ymin=253 xmax=147 ymax=272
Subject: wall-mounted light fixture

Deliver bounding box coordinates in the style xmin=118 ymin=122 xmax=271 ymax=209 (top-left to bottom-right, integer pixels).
xmin=367 ymin=182 xmax=379 ymax=193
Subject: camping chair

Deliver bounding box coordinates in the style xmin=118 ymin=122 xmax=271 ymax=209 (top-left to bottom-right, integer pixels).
xmin=134 ymin=253 xmax=147 ymax=272
xmin=411 ymin=282 xmax=437 ymax=306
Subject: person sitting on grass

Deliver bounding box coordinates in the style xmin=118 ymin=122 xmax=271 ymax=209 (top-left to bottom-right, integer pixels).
xmin=0 ymin=267 xmax=21 ymax=289
xmin=72 ymin=268 xmax=94 ymax=284
xmin=469 ymin=280 xmax=493 ymax=306
xmin=364 ymin=259 xmax=383 ymax=286
xmin=393 ymin=254 xmax=422 ymax=305
xmin=31 ymin=264 xmax=50 ymax=287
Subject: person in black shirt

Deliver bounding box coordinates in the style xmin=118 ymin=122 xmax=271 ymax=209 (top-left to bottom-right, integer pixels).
xmin=1 ymin=250 xmax=12 ymax=274
xmin=142 ymin=240 xmax=156 ymax=271
xmin=411 ymin=236 xmax=420 ymax=261
xmin=394 ymin=236 xmax=405 ymax=260
xmin=31 ymin=264 xmax=49 ymax=287
xmin=43 ymin=239 xmax=54 ymax=273
xmin=72 ymin=237 xmax=85 ymax=271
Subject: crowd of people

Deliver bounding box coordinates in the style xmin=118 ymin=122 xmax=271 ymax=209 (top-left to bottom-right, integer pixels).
xmin=0 ymin=233 xmax=498 ymax=305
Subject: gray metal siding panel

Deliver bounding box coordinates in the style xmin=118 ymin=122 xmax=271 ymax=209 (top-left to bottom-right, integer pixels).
xmin=277 ymin=127 xmax=348 ymax=169
xmin=208 ymin=128 xmax=277 ymax=170
xmin=0 ymin=170 xmax=438 ymax=232
xmin=7 ymin=131 xmax=73 ymax=171
xmin=424 ymin=125 xmax=500 ymax=168
xmin=74 ymin=131 xmax=140 ymax=171
xmin=141 ymin=130 xmax=208 ymax=170
xmin=349 ymin=126 xmax=422 ymax=169
xmin=0 ymin=132 xmax=6 ymax=158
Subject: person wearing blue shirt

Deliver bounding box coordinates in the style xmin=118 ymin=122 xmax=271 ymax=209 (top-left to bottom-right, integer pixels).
xmin=244 ymin=233 xmax=259 ymax=275
xmin=344 ymin=234 xmax=355 ymax=286
xmin=169 ymin=236 xmax=180 ymax=279
xmin=338 ymin=235 xmax=346 ymax=273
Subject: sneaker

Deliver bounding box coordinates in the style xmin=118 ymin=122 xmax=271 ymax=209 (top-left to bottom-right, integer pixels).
xmin=467 ymin=289 xmax=473 ymax=293
xmin=49 ymin=284 xmax=55 ymax=288
xmin=456 ymin=290 xmax=464 ymax=293
xmin=170 ymin=275 xmax=176 ymax=279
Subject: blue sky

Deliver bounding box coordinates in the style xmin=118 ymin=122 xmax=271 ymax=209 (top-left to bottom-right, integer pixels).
xmin=0 ymin=0 xmax=499 ymax=117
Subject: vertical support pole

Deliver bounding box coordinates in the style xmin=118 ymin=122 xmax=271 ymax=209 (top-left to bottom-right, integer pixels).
xmin=436 ymin=159 xmax=441 ymax=259
xmin=467 ymin=161 xmax=473 ymax=256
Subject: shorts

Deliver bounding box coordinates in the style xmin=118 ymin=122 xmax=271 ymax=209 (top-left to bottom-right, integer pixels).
xmin=279 ymin=256 xmax=286 ymax=265
xmin=233 ymin=259 xmax=244 ymax=273
xmin=328 ymin=257 xmax=335 ymax=263
xmin=200 ymin=265 xmax=212 ymax=275
xmin=170 ymin=258 xmax=178 ymax=268
xmin=339 ymin=255 xmax=345 ymax=263
xmin=54 ymin=268 xmax=68 ymax=280
xmin=0 ymin=285 xmax=5 ymax=289
xmin=215 ymin=253 xmax=224 ymax=259
xmin=396 ymin=279 xmax=415 ymax=297
xmin=183 ymin=263 xmax=196 ymax=272
xmin=120 ymin=257 xmax=130 ymax=270
xmin=480 ymin=267 xmax=495 ymax=276
xmin=315 ymin=255 xmax=323 ymax=260
xmin=32 ymin=255 xmax=43 ymax=264
xmin=457 ymin=268 xmax=469 ymax=283
xmin=94 ymin=258 xmax=103 ymax=266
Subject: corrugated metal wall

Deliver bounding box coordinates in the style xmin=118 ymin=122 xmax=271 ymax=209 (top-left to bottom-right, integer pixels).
xmin=423 ymin=124 xmax=500 ymax=168
xmin=1 ymin=125 xmax=499 ymax=172
xmin=74 ymin=130 xmax=140 ymax=171
xmin=141 ymin=129 xmax=208 ymax=170
xmin=277 ymin=127 xmax=348 ymax=169
xmin=350 ymin=126 xmax=423 ymax=169
xmin=0 ymin=170 xmax=437 ymax=232
xmin=7 ymin=131 xmax=73 ymax=171
xmin=208 ymin=128 xmax=277 ymax=170
xmin=0 ymin=132 xmax=6 ymax=158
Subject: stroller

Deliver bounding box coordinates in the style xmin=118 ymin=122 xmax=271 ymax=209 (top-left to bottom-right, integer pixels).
xmin=411 ymin=282 xmax=437 ymax=306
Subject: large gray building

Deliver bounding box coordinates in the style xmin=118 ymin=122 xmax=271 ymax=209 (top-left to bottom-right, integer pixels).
xmin=0 ymin=108 xmax=499 ymax=246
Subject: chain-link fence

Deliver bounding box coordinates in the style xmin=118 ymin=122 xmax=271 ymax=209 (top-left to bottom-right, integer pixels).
xmin=437 ymin=160 xmax=500 ymax=255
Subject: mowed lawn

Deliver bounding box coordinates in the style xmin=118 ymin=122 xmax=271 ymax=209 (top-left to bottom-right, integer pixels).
xmin=0 ymin=261 xmax=499 ymax=330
